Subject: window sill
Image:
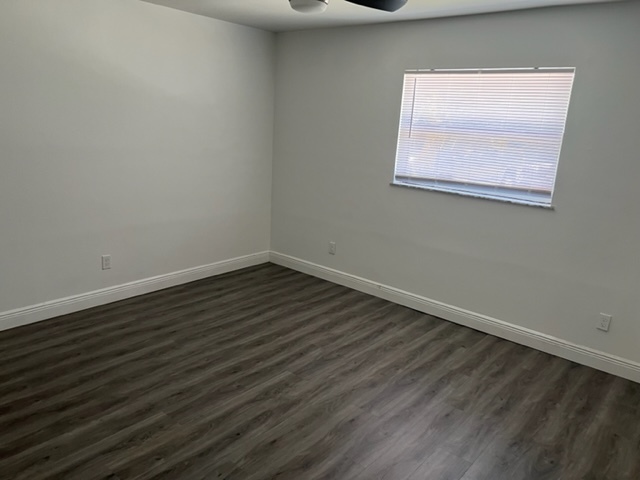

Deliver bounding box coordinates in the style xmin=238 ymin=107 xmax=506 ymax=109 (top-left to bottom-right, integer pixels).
xmin=390 ymin=181 xmax=555 ymax=210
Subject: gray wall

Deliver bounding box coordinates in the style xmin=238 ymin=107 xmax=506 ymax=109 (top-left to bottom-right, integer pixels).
xmin=0 ymin=0 xmax=275 ymax=312
xmin=272 ymin=2 xmax=640 ymax=363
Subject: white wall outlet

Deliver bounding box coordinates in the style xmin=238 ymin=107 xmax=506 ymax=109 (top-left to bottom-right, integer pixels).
xmin=101 ymin=255 xmax=112 ymax=270
xmin=329 ymin=241 xmax=336 ymax=255
xmin=597 ymin=313 xmax=612 ymax=332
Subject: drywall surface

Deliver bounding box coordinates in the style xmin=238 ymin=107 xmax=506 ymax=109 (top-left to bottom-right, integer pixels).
xmin=272 ymin=2 xmax=640 ymax=363
xmin=0 ymin=0 xmax=274 ymax=313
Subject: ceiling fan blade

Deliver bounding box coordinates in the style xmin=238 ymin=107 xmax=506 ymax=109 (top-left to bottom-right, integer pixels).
xmin=344 ymin=0 xmax=408 ymax=12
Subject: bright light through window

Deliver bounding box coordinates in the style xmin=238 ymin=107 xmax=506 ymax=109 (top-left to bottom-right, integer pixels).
xmin=393 ymin=67 xmax=575 ymax=207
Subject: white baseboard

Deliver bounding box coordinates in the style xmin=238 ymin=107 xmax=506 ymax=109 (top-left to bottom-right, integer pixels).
xmin=270 ymin=251 xmax=640 ymax=384
xmin=3 ymin=249 xmax=638 ymax=383
xmin=0 ymin=251 xmax=270 ymax=333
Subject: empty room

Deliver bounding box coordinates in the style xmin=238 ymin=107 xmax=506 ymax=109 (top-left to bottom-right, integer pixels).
xmin=1 ymin=0 xmax=639 ymax=478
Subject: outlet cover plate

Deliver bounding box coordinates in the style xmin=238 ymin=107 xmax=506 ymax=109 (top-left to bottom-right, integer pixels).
xmin=597 ymin=313 xmax=612 ymax=332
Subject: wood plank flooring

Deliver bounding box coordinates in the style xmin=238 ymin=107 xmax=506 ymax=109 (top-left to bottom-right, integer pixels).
xmin=0 ymin=263 xmax=639 ymax=480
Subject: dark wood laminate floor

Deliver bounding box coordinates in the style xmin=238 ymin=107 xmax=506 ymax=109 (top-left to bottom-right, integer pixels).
xmin=0 ymin=264 xmax=639 ymax=480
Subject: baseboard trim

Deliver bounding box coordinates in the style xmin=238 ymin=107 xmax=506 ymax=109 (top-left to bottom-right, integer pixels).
xmin=269 ymin=251 xmax=640 ymax=384
xmin=3 ymin=249 xmax=638 ymax=383
xmin=0 ymin=251 xmax=270 ymax=332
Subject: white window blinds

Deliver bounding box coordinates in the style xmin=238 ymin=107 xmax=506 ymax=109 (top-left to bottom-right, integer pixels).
xmin=393 ymin=68 xmax=575 ymax=207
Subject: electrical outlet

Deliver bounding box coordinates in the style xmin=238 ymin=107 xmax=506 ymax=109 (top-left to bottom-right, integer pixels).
xmin=329 ymin=242 xmax=336 ymax=255
xmin=101 ymin=255 xmax=112 ymax=270
xmin=597 ymin=313 xmax=612 ymax=332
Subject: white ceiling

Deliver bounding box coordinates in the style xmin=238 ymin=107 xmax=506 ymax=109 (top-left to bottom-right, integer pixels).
xmin=141 ymin=0 xmax=621 ymax=32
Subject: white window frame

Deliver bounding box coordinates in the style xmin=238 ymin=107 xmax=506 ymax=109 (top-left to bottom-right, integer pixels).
xmin=392 ymin=67 xmax=576 ymax=208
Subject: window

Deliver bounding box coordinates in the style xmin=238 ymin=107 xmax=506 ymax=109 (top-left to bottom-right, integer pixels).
xmin=393 ymin=67 xmax=575 ymax=207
